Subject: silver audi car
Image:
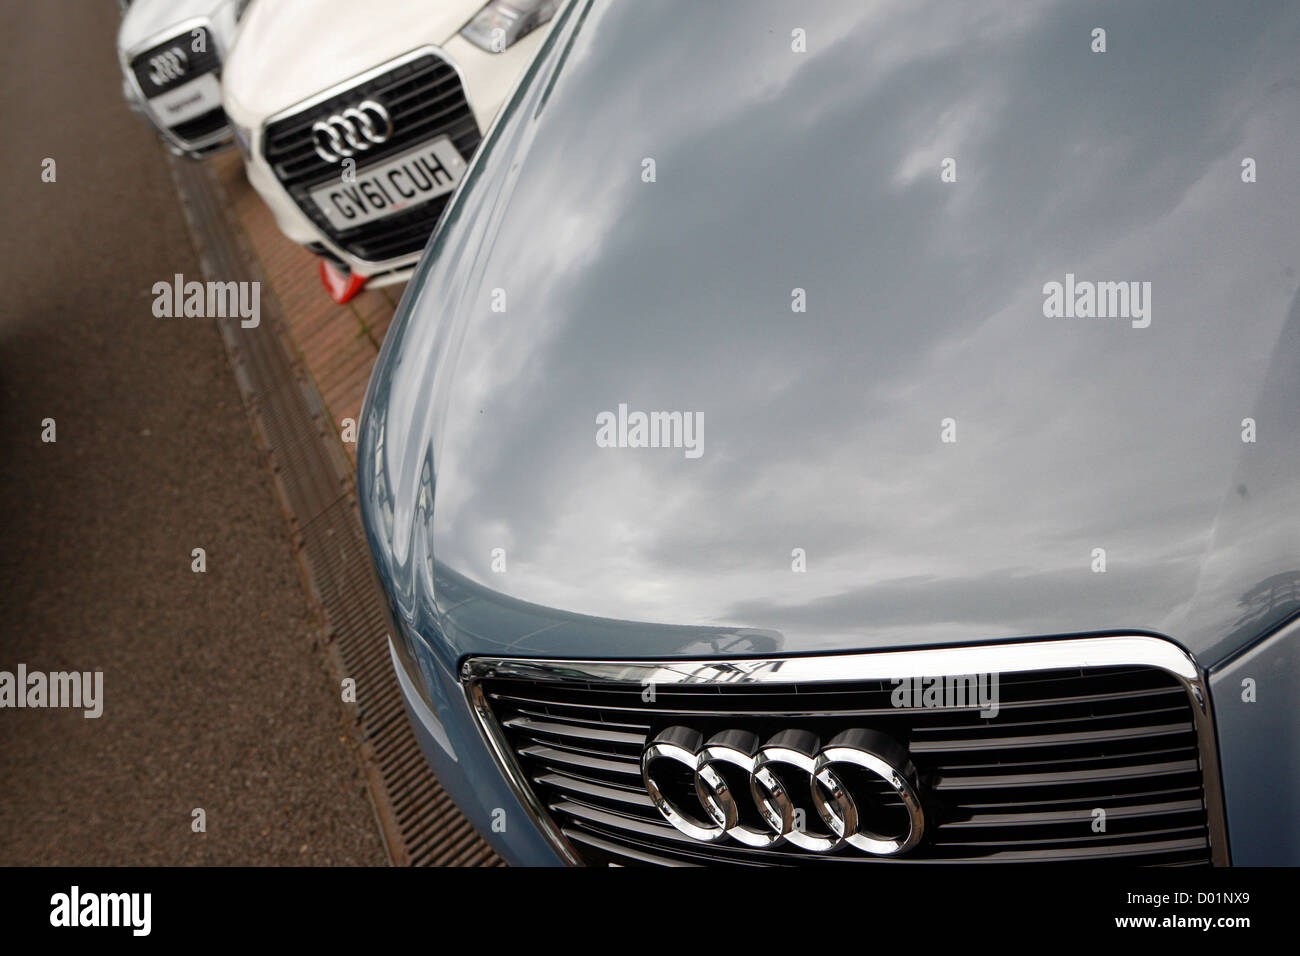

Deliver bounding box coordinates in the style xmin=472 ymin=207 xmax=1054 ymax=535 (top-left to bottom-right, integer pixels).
xmin=359 ymin=0 xmax=1300 ymax=865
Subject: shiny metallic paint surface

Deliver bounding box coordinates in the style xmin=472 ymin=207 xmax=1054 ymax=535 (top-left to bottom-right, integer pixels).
xmin=360 ymin=0 xmax=1300 ymax=864
xmin=392 ymin=631 xmax=568 ymax=865
xmin=1208 ymin=616 xmax=1300 ymax=865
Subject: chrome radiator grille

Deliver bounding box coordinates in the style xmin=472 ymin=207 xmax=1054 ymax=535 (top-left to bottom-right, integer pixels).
xmin=466 ymin=641 xmax=1221 ymax=866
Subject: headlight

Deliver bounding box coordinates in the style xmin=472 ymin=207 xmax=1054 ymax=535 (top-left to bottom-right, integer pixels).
xmin=459 ymin=0 xmax=558 ymax=53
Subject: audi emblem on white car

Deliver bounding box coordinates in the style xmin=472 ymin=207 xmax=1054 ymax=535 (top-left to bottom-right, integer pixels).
xmin=641 ymin=726 xmax=928 ymax=855
xmin=146 ymin=47 xmax=189 ymax=86
xmin=310 ymin=100 xmax=394 ymax=164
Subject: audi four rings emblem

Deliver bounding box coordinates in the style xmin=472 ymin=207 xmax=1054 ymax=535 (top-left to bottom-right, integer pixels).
xmin=146 ymin=48 xmax=189 ymax=87
xmin=310 ymin=101 xmax=394 ymax=164
xmin=641 ymin=726 xmax=927 ymax=855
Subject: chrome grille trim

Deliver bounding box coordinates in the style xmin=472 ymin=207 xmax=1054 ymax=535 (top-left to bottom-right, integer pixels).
xmin=462 ymin=635 xmax=1229 ymax=866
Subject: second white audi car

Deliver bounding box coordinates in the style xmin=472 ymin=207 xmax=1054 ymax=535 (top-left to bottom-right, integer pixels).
xmin=117 ymin=0 xmax=252 ymax=158
xmin=222 ymin=0 xmax=560 ymax=302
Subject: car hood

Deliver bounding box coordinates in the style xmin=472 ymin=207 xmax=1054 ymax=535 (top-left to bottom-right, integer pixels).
xmin=222 ymin=0 xmax=483 ymax=122
xmin=359 ymin=0 xmax=1300 ymax=672
xmin=117 ymin=0 xmax=237 ymax=57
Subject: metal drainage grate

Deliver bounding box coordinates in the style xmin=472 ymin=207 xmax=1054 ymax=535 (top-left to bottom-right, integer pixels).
xmin=166 ymin=152 xmax=501 ymax=867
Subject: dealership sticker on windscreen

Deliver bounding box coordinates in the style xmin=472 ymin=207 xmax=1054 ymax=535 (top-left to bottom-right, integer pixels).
xmin=311 ymin=137 xmax=467 ymax=231
xmin=150 ymin=73 xmax=222 ymax=128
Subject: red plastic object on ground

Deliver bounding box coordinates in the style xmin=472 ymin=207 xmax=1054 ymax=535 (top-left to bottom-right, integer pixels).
xmin=319 ymin=257 xmax=368 ymax=304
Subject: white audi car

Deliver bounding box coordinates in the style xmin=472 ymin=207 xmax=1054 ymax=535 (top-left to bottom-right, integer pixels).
xmin=117 ymin=0 xmax=252 ymax=158
xmin=222 ymin=0 xmax=560 ymax=303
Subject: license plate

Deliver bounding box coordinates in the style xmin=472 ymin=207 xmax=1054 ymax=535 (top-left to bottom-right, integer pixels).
xmin=149 ymin=73 xmax=222 ymax=128
xmin=309 ymin=137 xmax=468 ymax=231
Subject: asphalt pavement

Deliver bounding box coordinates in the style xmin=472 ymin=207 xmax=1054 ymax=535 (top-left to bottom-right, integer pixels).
xmin=0 ymin=0 xmax=387 ymax=865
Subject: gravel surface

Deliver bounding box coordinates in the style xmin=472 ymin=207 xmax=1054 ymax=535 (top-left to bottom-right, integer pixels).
xmin=0 ymin=0 xmax=388 ymax=866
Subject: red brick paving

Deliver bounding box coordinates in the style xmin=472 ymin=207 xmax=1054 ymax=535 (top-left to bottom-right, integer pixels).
xmin=211 ymin=152 xmax=404 ymax=460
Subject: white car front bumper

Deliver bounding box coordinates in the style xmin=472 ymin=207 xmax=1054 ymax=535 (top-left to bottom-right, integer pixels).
xmin=228 ymin=29 xmax=551 ymax=297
